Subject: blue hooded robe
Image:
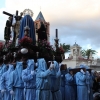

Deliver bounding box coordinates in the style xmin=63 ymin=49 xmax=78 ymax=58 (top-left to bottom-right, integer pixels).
xmin=22 ymin=59 xmax=36 ymax=100
xmin=65 ymin=72 xmax=76 ymax=100
xmin=0 ymin=64 xmax=14 ymax=100
xmin=76 ymin=71 xmax=88 ymax=100
xmin=60 ymin=69 xmax=67 ymax=100
xmin=0 ymin=64 xmax=8 ymax=100
xmin=19 ymin=15 xmax=36 ymax=41
xmin=86 ymin=71 xmax=93 ymax=100
xmin=36 ymin=58 xmax=52 ymax=100
xmin=50 ymin=61 xmax=62 ymax=100
xmin=8 ymin=61 xmax=24 ymax=100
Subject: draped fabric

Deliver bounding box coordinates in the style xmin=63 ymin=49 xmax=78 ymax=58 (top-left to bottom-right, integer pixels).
xmin=50 ymin=61 xmax=62 ymax=100
xmin=19 ymin=15 xmax=36 ymax=41
xmin=36 ymin=58 xmax=52 ymax=100
xmin=8 ymin=61 xmax=24 ymax=100
xmin=65 ymin=73 xmax=75 ymax=100
xmin=0 ymin=64 xmax=14 ymax=100
xmin=76 ymin=72 xmax=88 ymax=100
xmin=22 ymin=59 xmax=36 ymax=100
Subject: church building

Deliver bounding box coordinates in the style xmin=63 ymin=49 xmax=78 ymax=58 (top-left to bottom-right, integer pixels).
xmin=62 ymin=42 xmax=94 ymax=68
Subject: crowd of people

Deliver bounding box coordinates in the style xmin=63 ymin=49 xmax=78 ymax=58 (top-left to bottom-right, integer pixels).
xmin=0 ymin=54 xmax=100 ymax=100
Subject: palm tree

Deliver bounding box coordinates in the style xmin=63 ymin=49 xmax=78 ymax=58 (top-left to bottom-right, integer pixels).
xmin=81 ymin=49 xmax=97 ymax=59
xmin=60 ymin=43 xmax=70 ymax=53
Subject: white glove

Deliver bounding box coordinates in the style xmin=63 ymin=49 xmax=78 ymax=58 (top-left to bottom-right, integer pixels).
xmin=59 ymin=63 xmax=62 ymax=68
xmin=49 ymin=63 xmax=54 ymax=70
xmin=31 ymin=70 xmax=35 ymax=75
xmin=80 ymin=69 xmax=85 ymax=74
xmin=10 ymin=90 xmax=14 ymax=95
xmin=35 ymin=63 xmax=38 ymax=67
xmin=1 ymin=89 xmax=6 ymax=94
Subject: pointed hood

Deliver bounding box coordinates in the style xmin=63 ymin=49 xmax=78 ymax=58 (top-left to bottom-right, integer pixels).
xmin=51 ymin=61 xmax=59 ymax=75
xmin=7 ymin=64 xmax=14 ymax=73
xmin=37 ymin=58 xmax=47 ymax=71
xmin=27 ymin=59 xmax=34 ymax=70
xmin=2 ymin=64 xmax=8 ymax=74
xmin=35 ymin=11 xmax=45 ymax=22
xmin=15 ymin=61 xmax=23 ymax=78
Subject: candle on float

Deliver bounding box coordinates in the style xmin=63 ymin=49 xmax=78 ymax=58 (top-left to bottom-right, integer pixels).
xmin=55 ymin=29 xmax=58 ymax=39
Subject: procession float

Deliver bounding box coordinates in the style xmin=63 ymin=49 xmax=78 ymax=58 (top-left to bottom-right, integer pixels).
xmin=0 ymin=9 xmax=66 ymax=70
xmin=0 ymin=9 xmax=95 ymax=74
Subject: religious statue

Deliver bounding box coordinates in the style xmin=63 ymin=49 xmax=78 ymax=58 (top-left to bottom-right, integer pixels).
xmin=4 ymin=16 xmax=13 ymax=44
xmin=12 ymin=12 xmax=23 ymax=43
xmin=36 ymin=21 xmax=47 ymax=41
xmin=3 ymin=10 xmax=23 ymax=45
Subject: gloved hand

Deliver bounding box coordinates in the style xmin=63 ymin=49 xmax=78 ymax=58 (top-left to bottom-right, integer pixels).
xmin=49 ymin=62 xmax=54 ymax=70
xmin=59 ymin=63 xmax=62 ymax=68
xmin=31 ymin=70 xmax=35 ymax=75
xmin=80 ymin=69 xmax=85 ymax=74
xmin=10 ymin=90 xmax=14 ymax=95
xmin=1 ymin=89 xmax=6 ymax=94
xmin=35 ymin=63 xmax=38 ymax=67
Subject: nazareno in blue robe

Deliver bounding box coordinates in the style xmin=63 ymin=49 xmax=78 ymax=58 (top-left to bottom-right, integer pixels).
xmin=19 ymin=15 xmax=36 ymax=42
xmin=65 ymin=73 xmax=76 ymax=100
xmin=0 ymin=64 xmax=14 ymax=100
xmin=50 ymin=61 xmax=62 ymax=100
xmin=60 ymin=69 xmax=67 ymax=100
xmin=22 ymin=59 xmax=36 ymax=100
xmin=36 ymin=58 xmax=52 ymax=100
xmin=76 ymin=71 xmax=88 ymax=100
xmin=8 ymin=61 xmax=24 ymax=100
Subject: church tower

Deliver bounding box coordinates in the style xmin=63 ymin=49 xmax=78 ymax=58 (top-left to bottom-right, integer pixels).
xmin=34 ymin=11 xmax=50 ymax=42
xmin=70 ymin=42 xmax=82 ymax=59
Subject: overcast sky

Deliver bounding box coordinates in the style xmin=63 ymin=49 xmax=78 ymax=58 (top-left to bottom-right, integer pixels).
xmin=0 ymin=0 xmax=100 ymax=58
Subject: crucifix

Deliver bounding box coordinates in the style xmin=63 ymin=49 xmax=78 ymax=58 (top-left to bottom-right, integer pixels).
xmin=3 ymin=10 xmax=23 ymax=45
xmin=3 ymin=10 xmax=22 ymax=21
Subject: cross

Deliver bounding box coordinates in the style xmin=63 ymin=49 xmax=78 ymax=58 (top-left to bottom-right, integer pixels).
xmin=3 ymin=10 xmax=21 ymax=21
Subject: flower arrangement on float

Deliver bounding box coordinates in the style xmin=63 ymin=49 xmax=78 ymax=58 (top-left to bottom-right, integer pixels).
xmin=18 ymin=36 xmax=37 ymax=60
xmin=19 ymin=36 xmax=33 ymax=47
xmin=54 ymin=46 xmax=65 ymax=63
xmin=37 ymin=39 xmax=55 ymax=61
xmin=56 ymin=46 xmax=65 ymax=54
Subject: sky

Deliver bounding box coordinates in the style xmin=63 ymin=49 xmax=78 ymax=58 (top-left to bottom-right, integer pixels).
xmin=0 ymin=0 xmax=100 ymax=58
